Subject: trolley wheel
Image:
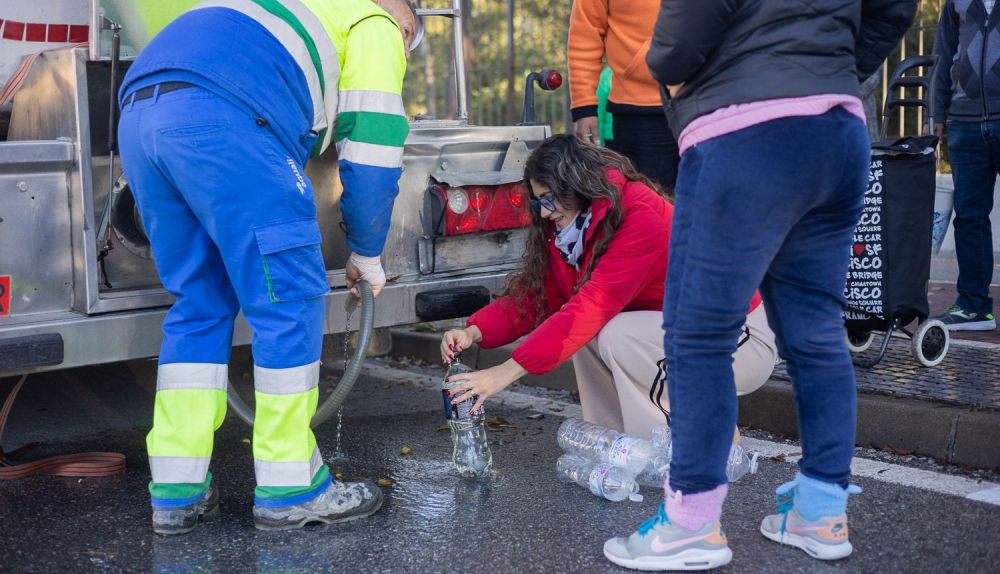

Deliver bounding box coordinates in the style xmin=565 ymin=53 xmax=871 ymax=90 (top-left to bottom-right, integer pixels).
xmin=911 ymin=319 xmax=949 ymax=367
xmin=846 ymin=330 xmax=875 ymax=353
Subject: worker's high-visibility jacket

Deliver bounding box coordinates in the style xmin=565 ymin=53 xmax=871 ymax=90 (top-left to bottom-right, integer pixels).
xmin=119 ymin=0 xmax=409 ymax=257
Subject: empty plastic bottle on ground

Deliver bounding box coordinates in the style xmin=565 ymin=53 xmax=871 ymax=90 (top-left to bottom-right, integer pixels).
xmin=441 ymin=355 xmax=492 ymax=477
xmin=634 ymin=424 xmax=759 ymax=487
xmin=556 ymin=454 xmax=640 ymax=502
xmin=556 ymin=418 xmax=653 ymax=474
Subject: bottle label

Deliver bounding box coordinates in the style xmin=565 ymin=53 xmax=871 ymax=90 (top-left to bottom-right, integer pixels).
xmin=442 ymin=389 xmax=477 ymax=421
xmin=589 ymin=464 xmax=610 ymax=498
xmin=606 ymin=436 xmax=633 ymax=467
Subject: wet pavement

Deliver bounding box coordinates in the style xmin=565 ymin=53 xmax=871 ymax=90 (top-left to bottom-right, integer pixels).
xmin=1 ymin=359 xmax=1000 ymax=573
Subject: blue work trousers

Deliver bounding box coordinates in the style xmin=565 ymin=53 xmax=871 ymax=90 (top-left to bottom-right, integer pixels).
xmin=117 ymin=84 xmax=328 ymax=370
xmin=664 ymin=108 xmax=868 ymax=493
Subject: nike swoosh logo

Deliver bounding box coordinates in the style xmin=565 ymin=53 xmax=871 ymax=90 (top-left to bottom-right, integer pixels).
xmin=650 ymin=534 xmax=709 ymax=553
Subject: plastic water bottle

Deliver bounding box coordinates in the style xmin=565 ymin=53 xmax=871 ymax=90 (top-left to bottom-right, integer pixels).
xmin=441 ymin=355 xmax=492 ymax=478
xmin=556 ymin=454 xmax=639 ymax=502
xmin=635 ymin=432 xmax=759 ymax=487
xmin=636 ymin=424 xmax=672 ymax=487
xmin=556 ymin=418 xmax=653 ymax=475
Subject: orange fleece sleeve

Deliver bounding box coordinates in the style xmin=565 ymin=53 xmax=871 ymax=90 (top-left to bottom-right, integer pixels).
xmin=568 ymin=0 xmax=609 ymax=114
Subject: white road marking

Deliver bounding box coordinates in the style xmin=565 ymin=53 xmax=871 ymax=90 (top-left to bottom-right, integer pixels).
xmin=363 ymin=362 xmax=1000 ymax=507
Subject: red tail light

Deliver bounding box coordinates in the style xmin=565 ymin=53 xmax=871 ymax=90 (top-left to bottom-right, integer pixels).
xmin=433 ymin=183 xmax=531 ymax=236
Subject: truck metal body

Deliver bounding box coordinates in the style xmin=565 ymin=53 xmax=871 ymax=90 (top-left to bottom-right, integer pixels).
xmin=0 ymin=1 xmax=549 ymax=376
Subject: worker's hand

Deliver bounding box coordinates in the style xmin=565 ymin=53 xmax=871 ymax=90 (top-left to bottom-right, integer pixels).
xmin=574 ymin=116 xmax=600 ymax=145
xmin=447 ymin=358 xmax=528 ymax=415
xmin=346 ymin=253 xmax=386 ymax=298
xmin=440 ymin=325 xmax=483 ymax=363
xmin=667 ymin=83 xmax=685 ymax=98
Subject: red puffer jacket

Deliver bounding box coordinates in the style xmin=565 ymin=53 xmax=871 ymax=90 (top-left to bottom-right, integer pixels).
xmin=469 ymin=168 xmax=763 ymax=374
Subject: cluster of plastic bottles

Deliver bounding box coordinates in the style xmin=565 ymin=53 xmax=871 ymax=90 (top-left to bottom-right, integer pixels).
xmin=440 ymin=355 xmax=493 ymax=478
xmin=555 ymin=418 xmax=758 ymax=502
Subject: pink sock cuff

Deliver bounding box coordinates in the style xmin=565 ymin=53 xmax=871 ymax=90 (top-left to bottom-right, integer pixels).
xmin=665 ymin=484 xmax=728 ymax=531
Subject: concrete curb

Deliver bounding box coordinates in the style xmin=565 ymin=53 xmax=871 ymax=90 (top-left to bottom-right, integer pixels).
xmin=391 ymin=329 xmax=1000 ymax=470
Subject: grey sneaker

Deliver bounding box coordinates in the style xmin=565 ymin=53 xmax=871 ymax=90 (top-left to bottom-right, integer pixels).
xmin=604 ymin=502 xmax=732 ymax=571
xmin=253 ymin=479 xmax=384 ymax=531
xmin=152 ymin=485 xmax=220 ymax=536
xmin=936 ymin=305 xmax=996 ymax=331
xmin=759 ymin=482 xmax=859 ymax=560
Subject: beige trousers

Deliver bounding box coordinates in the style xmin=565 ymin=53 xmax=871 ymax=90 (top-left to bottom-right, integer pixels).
xmin=571 ymin=305 xmax=777 ymax=439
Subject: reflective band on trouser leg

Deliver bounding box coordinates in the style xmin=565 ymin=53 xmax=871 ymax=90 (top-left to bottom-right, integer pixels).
xmin=252 ymin=361 xmax=328 ymax=504
xmin=147 ymin=363 xmax=228 ymax=503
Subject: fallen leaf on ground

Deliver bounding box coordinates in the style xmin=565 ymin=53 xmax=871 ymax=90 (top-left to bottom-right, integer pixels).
xmin=886 ymin=447 xmax=915 ymax=456
xmin=377 ymin=478 xmax=394 ymax=487
xmin=526 ymin=413 xmax=545 ymax=420
xmin=437 ymin=424 xmax=450 ymax=431
xmin=401 ymin=446 xmax=412 ymax=455
xmin=241 ymin=438 xmax=251 ymax=445
xmin=486 ymin=416 xmax=518 ymax=429
xmin=335 ymin=472 xmax=345 ymax=479
xmin=770 ymin=452 xmax=801 ymax=463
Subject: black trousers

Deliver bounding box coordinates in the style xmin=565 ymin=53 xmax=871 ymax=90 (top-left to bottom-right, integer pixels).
xmin=612 ymin=114 xmax=680 ymax=192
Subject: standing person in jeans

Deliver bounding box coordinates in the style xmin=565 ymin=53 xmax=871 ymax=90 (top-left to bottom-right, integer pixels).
xmin=931 ymin=0 xmax=1000 ymax=331
xmin=568 ymin=0 xmax=680 ymax=192
xmin=602 ymin=1 xmax=916 ymax=571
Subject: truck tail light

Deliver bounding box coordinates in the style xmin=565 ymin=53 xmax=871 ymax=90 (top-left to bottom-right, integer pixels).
xmin=432 ymin=183 xmax=531 ymax=236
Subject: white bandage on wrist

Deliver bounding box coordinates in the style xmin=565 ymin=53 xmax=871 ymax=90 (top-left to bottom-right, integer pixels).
xmin=349 ymin=253 xmax=386 ymax=287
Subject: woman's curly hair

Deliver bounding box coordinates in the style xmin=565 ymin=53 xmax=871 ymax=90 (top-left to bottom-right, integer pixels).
xmin=502 ymin=134 xmax=665 ymax=324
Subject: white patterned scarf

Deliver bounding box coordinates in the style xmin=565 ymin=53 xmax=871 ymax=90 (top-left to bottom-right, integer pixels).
xmin=554 ymin=209 xmax=594 ymax=270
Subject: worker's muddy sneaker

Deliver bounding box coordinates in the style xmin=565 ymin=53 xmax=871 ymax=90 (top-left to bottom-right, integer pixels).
xmin=760 ymin=476 xmax=861 ymax=560
xmin=252 ymin=479 xmax=383 ymax=531
xmin=603 ymin=502 xmax=732 ymax=571
xmin=151 ymin=485 xmax=220 ymax=536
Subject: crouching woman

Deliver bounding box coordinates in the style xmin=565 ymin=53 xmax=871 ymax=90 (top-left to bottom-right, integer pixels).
xmin=440 ymin=134 xmax=777 ymax=437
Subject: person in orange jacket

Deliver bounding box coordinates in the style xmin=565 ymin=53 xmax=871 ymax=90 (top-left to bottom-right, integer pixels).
xmin=568 ymin=0 xmax=679 ymax=192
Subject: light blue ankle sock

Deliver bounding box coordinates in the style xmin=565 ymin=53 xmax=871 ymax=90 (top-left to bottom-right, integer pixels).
xmin=789 ymin=472 xmax=860 ymax=520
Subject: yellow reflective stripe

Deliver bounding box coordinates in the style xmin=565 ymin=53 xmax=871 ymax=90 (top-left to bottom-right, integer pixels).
xmin=338 ymin=90 xmax=404 ymax=115
xmin=156 ymin=362 xmax=228 ymax=392
xmin=254 ymin=447 xmax=324 ymax=487
xmin=192 ymin=0 xmax=328 ymax=133
xmin=337 ymin=139 xmax=404 ymax=168
xmin=149 ymin=456 xmax=211 ymax=484
xmin=146 ymin=389 xmax=227 ymax=458
xmin=254 ymin=361 xmax=320 ymax=395
xmin=252 ymin=387 xmax=318 ymax=468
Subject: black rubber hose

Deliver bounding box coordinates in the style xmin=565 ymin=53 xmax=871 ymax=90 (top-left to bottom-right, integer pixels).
xmin=226 ymin=280 xmax=376 ymax=427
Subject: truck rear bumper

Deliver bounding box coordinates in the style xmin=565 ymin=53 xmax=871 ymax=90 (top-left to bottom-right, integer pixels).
xmin=0 ymin=274 xmax=505 ymax=377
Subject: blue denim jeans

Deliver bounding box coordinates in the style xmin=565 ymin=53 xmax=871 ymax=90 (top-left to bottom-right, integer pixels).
xmin=664 ymin=108 xmax=868 ymax=494
xmin=946 ymin=119 xmax=999 ymax=316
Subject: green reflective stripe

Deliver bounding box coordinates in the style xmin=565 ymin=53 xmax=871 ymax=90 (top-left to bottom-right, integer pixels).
xmin=338 ymin=90 xmax=404 ymax=115
xmin=336 ymin=140 xmax=404 ymax=168
xmin=256 ymin=464 xmax=329 ymax=501
xmin=193 ymin=0 xmax=327 ymax=133
xmin=334 ymin=111 xmax=408 ymax=147
xmin=156 ymin=362 xmax=228 ymax=392
xmin=150 ymin=472 xmax=212 ymax=501
xmin=249 ymin=0 xmax=324 ymax=93
xmin=147 ymin=389 xmax=227 ymax=459
xmin=149 ymin=456 xmax=212 ymax=483
xmin=254 ymin=447 xmax=324 ymax=487
xmin=261 ymin=255 xmax=279 ymax=303
xmin=255 ymin=361 xmax=320 ymax=395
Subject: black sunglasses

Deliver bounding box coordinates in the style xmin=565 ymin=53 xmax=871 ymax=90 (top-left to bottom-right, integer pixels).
xmin=529 ymin=193 xmax=559 ymax=212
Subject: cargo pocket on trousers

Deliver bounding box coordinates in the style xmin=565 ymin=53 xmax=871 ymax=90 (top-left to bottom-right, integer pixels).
xmin=253 ymin=218 xmax=330 ymax=302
